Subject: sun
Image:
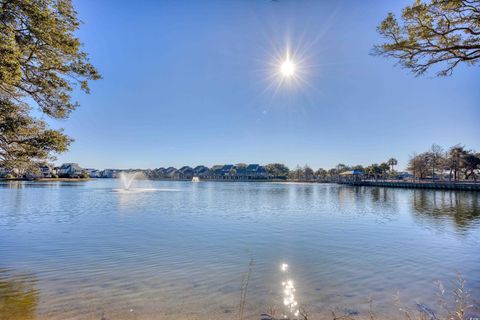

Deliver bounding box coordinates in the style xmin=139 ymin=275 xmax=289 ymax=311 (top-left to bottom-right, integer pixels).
xmin=280 ymin=59 xmax=295 ymax=77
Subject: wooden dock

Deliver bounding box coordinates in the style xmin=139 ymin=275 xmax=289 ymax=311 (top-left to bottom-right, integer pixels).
xmin=338 ymin=180 xmax=480 ymax=191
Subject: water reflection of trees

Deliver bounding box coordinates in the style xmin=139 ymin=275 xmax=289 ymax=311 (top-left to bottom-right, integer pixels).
xmin=0 ymin=270 xmax=39 ymax=320
xmin=335 ymin=186 xmax=399 ymax=220
xmin=411 ymin=190 xmax=480 ymax=230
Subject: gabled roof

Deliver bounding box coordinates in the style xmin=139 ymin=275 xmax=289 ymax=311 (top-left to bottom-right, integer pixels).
xmin=179 ymin=166 xmax=194 ymax=173
xmin=193 ymin=165 xmax=209 ymax=172
xmin=257 ymin=166 xmax=267 ymax=172
xmin=60 ymin=163 xmax=82 ymax=171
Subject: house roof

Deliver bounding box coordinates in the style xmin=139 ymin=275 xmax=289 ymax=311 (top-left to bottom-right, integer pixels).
xmin=60 ymin=163 xmax=82 ymax=170
xmin=340 ymin=170 xmax=364 ymax=175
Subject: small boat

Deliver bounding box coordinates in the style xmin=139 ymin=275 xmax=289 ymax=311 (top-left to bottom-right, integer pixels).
xmin=192 ymin=176 xmax=200 ymax=182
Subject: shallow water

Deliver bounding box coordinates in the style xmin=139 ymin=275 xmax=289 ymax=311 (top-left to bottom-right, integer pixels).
xmin=0 ymin=180 xmax=479 ymax=319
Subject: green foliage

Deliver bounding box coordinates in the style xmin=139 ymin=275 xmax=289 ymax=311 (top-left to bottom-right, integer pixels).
xmin=387 ymin=158 xmax=398 ymax=172
xmin=0 ymin=100 xmax=70 ymax=176
xmin=374 ymin=0 xmax=480 ymax=76
xmin=407 ymin=144 xmax=480 ymax=181
xmin=265 ymin=163 xmax=289 ymax=178
xmin=304 ymin=165 xmax=314 ymax=180
xmin=315 ymin=168 xmax=327 ymax=180
xmin=461 ymin=152 xmax=480 ymax=181
xmin=0 ymin=0 xmax=100 ymax=172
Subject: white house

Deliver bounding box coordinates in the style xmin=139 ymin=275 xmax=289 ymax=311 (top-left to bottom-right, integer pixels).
xmin=58 ymin=163 xmax=83 ymax=178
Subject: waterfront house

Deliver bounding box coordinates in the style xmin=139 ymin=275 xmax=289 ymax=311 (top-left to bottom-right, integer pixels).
xmin=210 ymin=165 xmax=224 ymax=179
xmin=176 ymin=166 xmax=194 ymax=179
xmin=165 ymin=167 xmax=178 ymax=179
xmin=100 ymin=169 xmax=120 ymax=178
xmin=85 ymin=168 xmax=100 ymax=178
xmin=151 ymin=167 xmax=166 ymax=179
xmin=193 ymin=165 xmax=210 ymax=178
xmin=58 ymin=163 xmax=83 ymax=178
xmin=221 ymin=165 xmax=234 ymax=178
xmin=37 ymin=164 xmax=55 ymax=178
xmin=235 ymin=167 xmax=248 ymax=180
xmin=0 ymin=167 xmax=20 ymax=178
xmin=396 ymin=171 xmax=413 ymax=180
xmin=246 ymin=164 xmax=268 ymax=179
xmin=339 ymin=170 xmax=364 ymax=182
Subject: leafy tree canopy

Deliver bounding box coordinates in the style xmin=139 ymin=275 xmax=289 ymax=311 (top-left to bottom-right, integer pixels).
xmin=0 ymin=0 xmax=100 ymax=173
xmin=0 ymin=100 xmax=70 ymax=174
xmin=374 ymin=0 xmax=480 ymax=76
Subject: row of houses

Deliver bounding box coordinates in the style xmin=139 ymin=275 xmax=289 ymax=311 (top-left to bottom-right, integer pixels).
xmin=53 ymin=164 xmax=121 ymax=178
xmin=146 ymin=164 xmax=269 ymax=180
xmin=0 ymin=163 xmax=120 ymax=179
xmin=1 ymin=163 xmax=270 ymax=180
xmin=0 ymin=164 xmax=84 ymax=179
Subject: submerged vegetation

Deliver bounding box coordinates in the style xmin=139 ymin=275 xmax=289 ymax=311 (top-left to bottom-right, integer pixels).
xmin=0 ymin=270 xmax=38 ymax=320
xmin=259 ymin=275 xmax=476 ymax=320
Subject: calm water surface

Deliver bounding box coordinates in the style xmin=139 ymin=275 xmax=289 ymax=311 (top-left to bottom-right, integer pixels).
xmin=0 ymin=180 xmax=479 ymax=319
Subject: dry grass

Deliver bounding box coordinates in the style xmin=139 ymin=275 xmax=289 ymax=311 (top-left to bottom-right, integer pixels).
xmin=239 ymin=258 xmax=254 ymax=320
xmin=260 ymin=275 xmax=476 ymax=320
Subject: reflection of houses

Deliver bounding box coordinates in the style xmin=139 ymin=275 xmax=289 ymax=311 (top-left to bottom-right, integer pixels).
xmin=58 ymin=163 xmax=83 ymax=178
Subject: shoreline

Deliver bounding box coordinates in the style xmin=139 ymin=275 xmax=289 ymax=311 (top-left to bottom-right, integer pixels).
xmin=338 ymin=180 xmax=480 ymax=191
xmin=0 ymin=178 xmax=90 ymax=182
xmin=2 ymin=178 xmax=480 ymax=191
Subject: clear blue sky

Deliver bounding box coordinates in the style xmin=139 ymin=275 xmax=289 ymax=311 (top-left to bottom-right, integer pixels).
xmin=53 ymin=0 xmax=479 ymax=170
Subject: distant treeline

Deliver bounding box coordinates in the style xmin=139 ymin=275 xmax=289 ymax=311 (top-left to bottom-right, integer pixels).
xmin=407 ymin=144 xmax=480 ymax=181
xmin=285 ymin=144 xmax=479 ymax=182
xmin=2 ymin=144 xmax=479 ymax=182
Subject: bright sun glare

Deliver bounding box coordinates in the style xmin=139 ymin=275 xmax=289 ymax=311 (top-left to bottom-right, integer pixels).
xmin=281 ymin=60 xmax=295 ymax=77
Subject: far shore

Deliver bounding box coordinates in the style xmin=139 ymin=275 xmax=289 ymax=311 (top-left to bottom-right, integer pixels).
xmin=2 ymin=177 xmax=479 ymax=191
xmin=0 ymin=178 xmax=90 ymax=182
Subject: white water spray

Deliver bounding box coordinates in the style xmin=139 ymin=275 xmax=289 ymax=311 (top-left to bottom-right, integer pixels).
xmin=119 ymin=172 xmax=139 ymax=190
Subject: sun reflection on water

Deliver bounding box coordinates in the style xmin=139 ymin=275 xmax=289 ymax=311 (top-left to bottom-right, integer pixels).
xmin=280 ymin=263 xmax=300 ymax=319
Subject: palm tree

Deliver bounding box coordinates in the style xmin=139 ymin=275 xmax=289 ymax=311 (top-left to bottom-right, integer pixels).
xmin=387 ymin=158 xmax=398 ymax=172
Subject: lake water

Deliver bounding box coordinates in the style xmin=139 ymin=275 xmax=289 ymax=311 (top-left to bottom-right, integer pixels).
xmin=0 ymin=179 xmax=479 ymax=320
